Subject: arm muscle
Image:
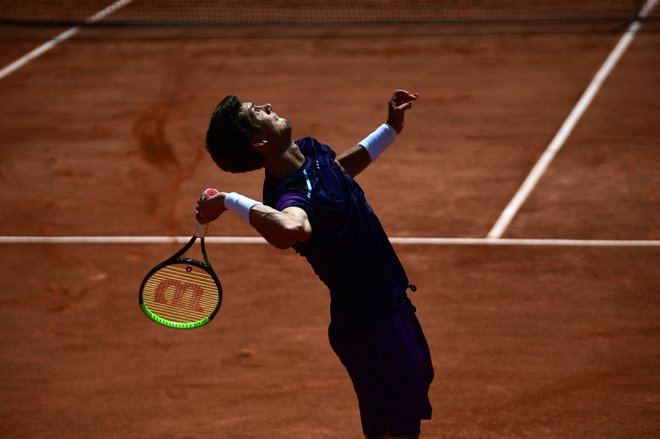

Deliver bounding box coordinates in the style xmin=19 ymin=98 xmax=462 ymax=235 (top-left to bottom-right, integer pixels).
xmin=249 ymin=205 xmax=312 ymax=249
xmin=335 ymin=144 xmax=372 ymax=177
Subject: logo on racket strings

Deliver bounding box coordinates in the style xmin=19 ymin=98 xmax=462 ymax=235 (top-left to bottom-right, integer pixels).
xmin=154 ymin=279 xmax=205 ymax=312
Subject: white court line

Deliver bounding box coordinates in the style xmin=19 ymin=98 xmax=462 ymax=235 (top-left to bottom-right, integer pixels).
xmin=0 ymin=0 xmax=134 ymax=80
xmin=1 ymin=236 xmax=659 ymax=247
xmin=487 ymin=0 xmax=658 ymax=240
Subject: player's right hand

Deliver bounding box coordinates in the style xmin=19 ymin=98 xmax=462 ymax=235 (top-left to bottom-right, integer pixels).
xmin=196 ymin=188 xmax=226 ymax=224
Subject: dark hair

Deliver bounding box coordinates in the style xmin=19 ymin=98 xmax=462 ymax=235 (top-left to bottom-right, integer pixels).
xmin=205 ymin=95 xmax=264 ymax=173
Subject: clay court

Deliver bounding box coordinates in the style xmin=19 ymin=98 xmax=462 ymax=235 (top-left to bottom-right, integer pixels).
xmin=1 ymin=1 xmax=659 ymax=437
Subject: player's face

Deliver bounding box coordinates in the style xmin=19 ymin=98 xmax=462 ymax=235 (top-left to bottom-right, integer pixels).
xmin=242 ymin=102 xmax=292 ymax=143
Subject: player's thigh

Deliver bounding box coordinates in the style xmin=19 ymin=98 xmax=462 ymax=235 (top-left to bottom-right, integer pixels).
xmin=365 ymin=435 xmax=419 ymax=439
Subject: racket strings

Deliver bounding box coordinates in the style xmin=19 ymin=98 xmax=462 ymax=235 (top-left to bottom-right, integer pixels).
xmin=142 ymin=264 xmax=219 ymax=324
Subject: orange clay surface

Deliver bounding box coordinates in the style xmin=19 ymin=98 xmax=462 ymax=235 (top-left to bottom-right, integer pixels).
xmin=1 ymin=24 xmax=659 ymax=438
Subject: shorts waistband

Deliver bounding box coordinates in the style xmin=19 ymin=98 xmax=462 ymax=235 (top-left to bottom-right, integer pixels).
xmin=398 ymin=283 xmax=417 ymax=312
xmin=330 ymin=283 xmax=418 ymax=322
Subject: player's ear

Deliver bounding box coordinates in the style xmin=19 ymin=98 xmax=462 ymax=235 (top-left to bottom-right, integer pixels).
xmin=250 ymin=135 xmax=268 ymax=150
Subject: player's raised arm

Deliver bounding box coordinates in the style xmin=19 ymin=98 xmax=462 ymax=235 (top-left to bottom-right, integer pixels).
xmin=336 ymin=89 xmax=418 ymax=177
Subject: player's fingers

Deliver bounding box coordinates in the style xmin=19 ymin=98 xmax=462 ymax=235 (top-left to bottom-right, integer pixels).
xmin=391 ymin=101 xmax=413 ymax=112
xmin=393 ymin=89 xmax=414 ymax=97
xmin=392 ymin=90 xmax=418 ymax=105
xmin=392 ymin=97 xmax=416 ymax=109
xmin=394 ymin=90 xmax=418 ymax=99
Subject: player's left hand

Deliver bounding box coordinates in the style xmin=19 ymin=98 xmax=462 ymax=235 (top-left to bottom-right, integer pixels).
xmin=387 ymin=89 xmax=418 ymax=134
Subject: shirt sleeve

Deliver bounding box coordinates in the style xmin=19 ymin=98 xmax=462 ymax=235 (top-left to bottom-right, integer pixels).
xmin=274 ymin=192 xmax=314 ymax=220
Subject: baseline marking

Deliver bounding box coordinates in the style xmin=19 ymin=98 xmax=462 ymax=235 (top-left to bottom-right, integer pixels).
xmin=0 ymin=0 xmax=134 ymax=80
xmin=1 ymin=236 xmax=659 ymax=247
xmin=487 ymin=0 xmax=658 ymax=239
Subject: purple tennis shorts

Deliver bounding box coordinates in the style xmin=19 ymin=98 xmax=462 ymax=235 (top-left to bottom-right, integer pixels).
xmin=328 ymin=300 xmax=434 ymax=437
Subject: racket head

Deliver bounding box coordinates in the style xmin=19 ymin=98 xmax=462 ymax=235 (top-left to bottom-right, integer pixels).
xmin=139 ymin=243 xmax=222 ymax=329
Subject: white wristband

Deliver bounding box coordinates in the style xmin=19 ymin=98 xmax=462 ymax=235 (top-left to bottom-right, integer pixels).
xmin=359 ymin=123 xmax=397 ymax=161
xmin=224 ymin=192 xmax=262 ymax=225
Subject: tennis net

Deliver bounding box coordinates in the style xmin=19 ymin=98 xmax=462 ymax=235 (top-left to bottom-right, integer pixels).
xmin=0 ymin=0 xmax=650 ymax=27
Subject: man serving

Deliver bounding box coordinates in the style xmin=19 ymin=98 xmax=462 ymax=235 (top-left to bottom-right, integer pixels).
xmin=197 ymin=90 xmax=434 ymax=439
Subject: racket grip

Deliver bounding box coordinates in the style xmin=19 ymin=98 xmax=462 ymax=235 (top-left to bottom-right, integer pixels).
xmin=203 ymin=188 xmax=220 ymax=200
xmin=195 ymin=221 xmax=209 ymax=238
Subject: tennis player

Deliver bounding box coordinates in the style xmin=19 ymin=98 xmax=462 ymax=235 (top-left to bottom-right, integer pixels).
xmin=197 ymin=90 xmax=434 ymax=439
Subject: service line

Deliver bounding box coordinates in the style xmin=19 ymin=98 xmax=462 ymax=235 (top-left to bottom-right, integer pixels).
xmin=1 ymin=236 xmax=659 ymax=247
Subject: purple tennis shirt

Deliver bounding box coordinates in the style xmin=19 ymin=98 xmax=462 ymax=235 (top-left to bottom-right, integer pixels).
xmin=263 ymin=137 xmax=409 ymax=321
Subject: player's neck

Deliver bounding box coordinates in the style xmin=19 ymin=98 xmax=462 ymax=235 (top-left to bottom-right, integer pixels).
xmin=264 ymin=141 xmax=305 ymax=179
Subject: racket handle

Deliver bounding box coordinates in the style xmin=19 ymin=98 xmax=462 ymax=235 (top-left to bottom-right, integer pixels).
xmin=195 ymin=221 xmax=209 ymax=238
xmin=196 ymin=188 xmax=219 ymax=237
xmin=203 ymin=188 xmax=220 ymax=199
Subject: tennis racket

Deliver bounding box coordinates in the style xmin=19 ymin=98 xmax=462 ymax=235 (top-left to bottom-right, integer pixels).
xmin=139 ymin=188 xmax=222 ymax=329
